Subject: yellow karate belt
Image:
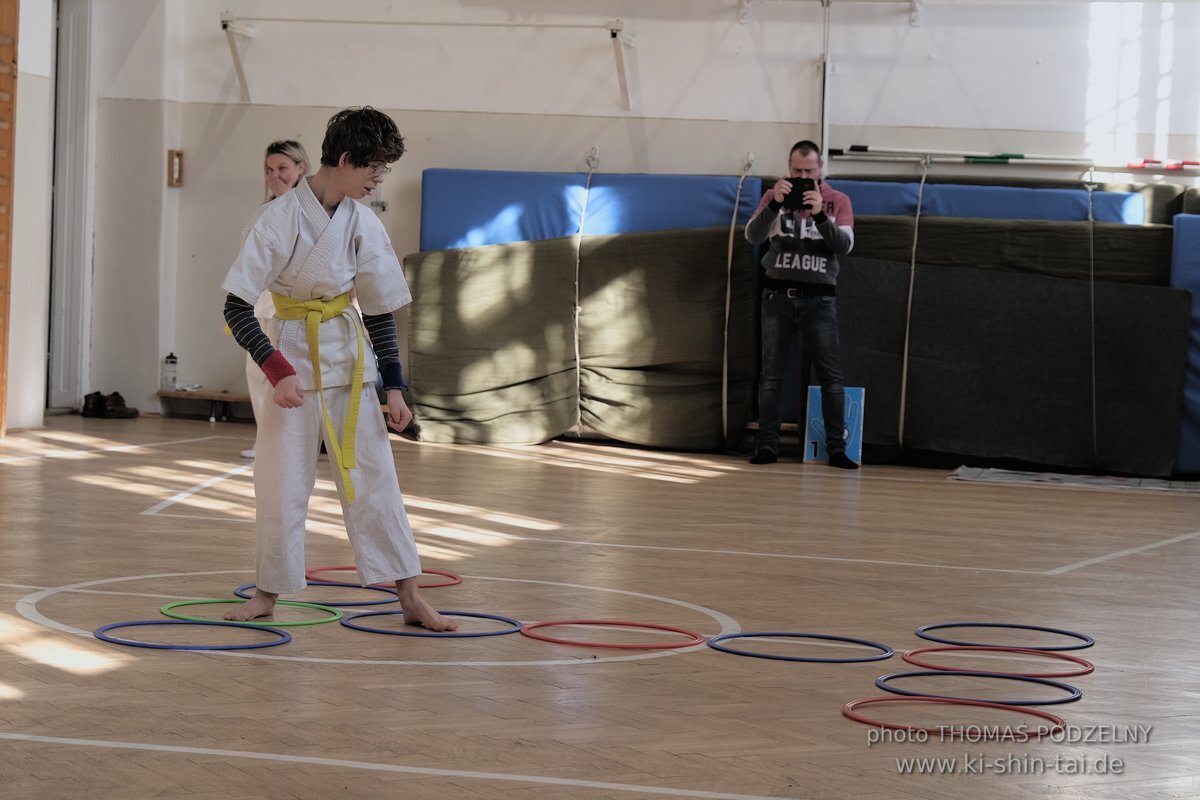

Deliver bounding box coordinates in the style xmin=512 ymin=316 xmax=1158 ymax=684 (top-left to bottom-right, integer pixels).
xmin=271 ymin=291 xmax=364 ymax=503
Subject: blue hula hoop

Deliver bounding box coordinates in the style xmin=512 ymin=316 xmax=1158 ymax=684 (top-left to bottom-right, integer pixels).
xmin=340 ymin=610 xmax=523 ymax=638
xmin=876 ymin=670 xmax=1082 ymax=706
xmin=233 ymin=581 xmax=399 ymax=607
xmin=707 ymin=632 xmax=894 ymax=663
xmin=915 ymin=622 xmax=1094 ymax=651
xmin=94 ymin=619 xmax=291 ymax=651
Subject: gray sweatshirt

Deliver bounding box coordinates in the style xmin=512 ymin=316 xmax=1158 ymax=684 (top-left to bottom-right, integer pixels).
xmin=745 ymin=184 xmax=855 ymax=290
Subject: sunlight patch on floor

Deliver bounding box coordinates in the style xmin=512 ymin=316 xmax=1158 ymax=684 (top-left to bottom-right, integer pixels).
xmin=408 ymin=519 xmax=520 ymax=548
xmin=0 ymin=612 xmax=130 ymax=676
xmin=422 ymin=445 xmax=703 ymax=483
xmin=406 ymin=496 xmax=560 ymax=531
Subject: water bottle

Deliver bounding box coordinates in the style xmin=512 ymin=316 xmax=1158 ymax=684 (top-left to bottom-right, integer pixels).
xmin=161 ymin=353 xmax=178 ymax=390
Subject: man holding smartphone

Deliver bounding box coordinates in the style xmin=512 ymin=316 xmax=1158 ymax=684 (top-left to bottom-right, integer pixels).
xmin=744 ymin=139 xmax=858 ymax=469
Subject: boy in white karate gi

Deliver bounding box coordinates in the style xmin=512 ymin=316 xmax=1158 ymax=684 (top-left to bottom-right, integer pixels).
xmin=221 ymin=107 xmax=455 ymax=631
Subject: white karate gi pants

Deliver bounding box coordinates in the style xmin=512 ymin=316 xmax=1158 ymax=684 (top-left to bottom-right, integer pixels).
xmin=245 ymin=354 xmax=270 ymax=450
xmin=245 ymin=308 xmax=278 ymax=453
xmin=252 ymin=382 xmax=421 ymax=594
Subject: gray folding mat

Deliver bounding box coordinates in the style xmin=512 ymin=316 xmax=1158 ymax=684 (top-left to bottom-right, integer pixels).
xmin=406 ymin=238 xmax=1188 ymax=473
xmin=578 ymin=227 xmax=757 ymax=451
xmin=900 ymin=263 xmax=1191 ymax=476
xmin=404 ymin=238 xmax=580 ymax=444
xmin=850 ymin=216 xmax=1175 ymax=285
xmin=405 ymin=227 xmax=757 ymax=450
xmin=833 ymin=256 xmax=912 ymax=452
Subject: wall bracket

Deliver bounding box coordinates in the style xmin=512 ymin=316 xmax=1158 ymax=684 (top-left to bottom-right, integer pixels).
xmin=219 ymin=11 xmax=254 ymax=102
xmin=219 ymin=12 xmax=635 ymax=111
xmin=608 ymin=19 xmax=638 ymax=112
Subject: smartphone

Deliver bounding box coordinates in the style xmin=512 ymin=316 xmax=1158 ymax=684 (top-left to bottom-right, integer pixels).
xmin=782 ymin=177 xmax=818 ymax=211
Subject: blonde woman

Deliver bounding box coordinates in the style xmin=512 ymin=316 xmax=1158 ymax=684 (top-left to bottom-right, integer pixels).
xmin=264 ymin=139 xmax=309 ymax=202
xmin=241 ymin=140 xmax=310 ymax=459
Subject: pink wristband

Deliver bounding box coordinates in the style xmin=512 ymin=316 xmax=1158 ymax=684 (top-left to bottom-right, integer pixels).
xmin=261 ymin=351 xmax=296 ymax=386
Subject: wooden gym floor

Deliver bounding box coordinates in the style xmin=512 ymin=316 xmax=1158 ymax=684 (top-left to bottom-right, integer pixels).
xmin=1 ymin=414 xmax=1198 ymax=799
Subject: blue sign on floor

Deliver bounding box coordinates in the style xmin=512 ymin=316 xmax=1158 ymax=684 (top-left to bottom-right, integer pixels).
xmin=803 ymin=386 xmax=865 ymax=463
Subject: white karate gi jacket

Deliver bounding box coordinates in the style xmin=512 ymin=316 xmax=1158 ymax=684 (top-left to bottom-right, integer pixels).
xmin=222 ymin=177 xmax=411 ymax=389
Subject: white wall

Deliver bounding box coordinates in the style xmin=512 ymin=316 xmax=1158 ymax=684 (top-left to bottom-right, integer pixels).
xmin=94 ymin=0 xmax=1200 ymax=145
xmin=831 ymin=0 xmax=1200 ymax=164
xmin=74 ymin=0 xmax=1200 ymax=411
xmin=5 ymin=0 xmax=56 ymax=431
xmin=87 ymin=0 xmax=188 ymax=412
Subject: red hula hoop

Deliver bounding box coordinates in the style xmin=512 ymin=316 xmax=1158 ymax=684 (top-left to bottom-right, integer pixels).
xmin=520 ymin=619 xmax=707 ymax=650
xmin=901 ymin=645 xmax=1094 ymax=678
xmin=843 ymin=696 xmax=1066 ymax=738
xmin=304 ymin=565 xmax=463 ymax=589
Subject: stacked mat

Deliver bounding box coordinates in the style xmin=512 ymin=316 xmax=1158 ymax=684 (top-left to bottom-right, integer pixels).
xmin=408 ymin=167 xmax=1193 ymax=475
xmin=408 ymin=169 xmax=763 ymax=449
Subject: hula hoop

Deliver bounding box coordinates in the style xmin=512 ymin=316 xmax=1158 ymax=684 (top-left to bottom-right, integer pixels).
xmin=707 ymin=631 xmax=894 ymax=663
xmin=902 ymin=646 xmax=1094 ymax=678
xmin=233 ymin=581 xmax=399 ymax=607
xmin=842 ymin=696 xmax=1067 ymax=738
xmin=520 ymin=620 xmax=706 ymax=650
xmin=94 ymin=619 xmax=291 ymax=651
xmin=876 ymin=670 xmax=1082 ymax=706
xmin=160 ymin=599 xmax=343 ymax=627
xmin=915 ymin=622 xmax=1094 ymax=651
xmin=340 ymin=610 xmax=522 ymax=638
xmin=304 ymin=565 xmax=463 ymax=589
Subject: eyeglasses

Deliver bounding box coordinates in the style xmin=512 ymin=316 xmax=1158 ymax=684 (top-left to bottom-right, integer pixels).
xmin=367 ymin=163 xmax=393 ymax=176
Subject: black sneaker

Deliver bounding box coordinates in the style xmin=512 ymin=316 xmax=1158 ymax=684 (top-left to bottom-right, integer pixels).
xmin=81 ymin=391 xmax=106 ymax=418
xmin=101 ymin=392 xmax=139 ymax=419
xmin=828 ymin=451 xmax=859 ymax=470
xmin=748 ymin=449 xmax=778 ymax=465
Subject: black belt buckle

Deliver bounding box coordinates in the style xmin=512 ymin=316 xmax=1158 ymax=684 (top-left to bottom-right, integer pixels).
xmin=784 ymin=287 xmax=801 ymax=298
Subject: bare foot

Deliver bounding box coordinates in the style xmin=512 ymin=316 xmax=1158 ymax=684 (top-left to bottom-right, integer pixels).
xmin=224 ymin=589 xmax=277 ymax=621
xmin=396 ymin=578 xmax=459 ymax=632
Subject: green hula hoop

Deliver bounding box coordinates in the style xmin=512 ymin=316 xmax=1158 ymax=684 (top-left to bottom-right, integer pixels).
xmin=160 ymin=598 xmax=343 ymax=627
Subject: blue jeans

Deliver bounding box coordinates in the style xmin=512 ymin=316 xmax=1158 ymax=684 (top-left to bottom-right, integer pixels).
xmin=755 ymin=289 xmax=846 ymax=455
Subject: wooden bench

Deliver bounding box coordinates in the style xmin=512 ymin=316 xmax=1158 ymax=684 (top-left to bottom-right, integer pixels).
xmin=157 ymin=389 xmax=252 ymax=422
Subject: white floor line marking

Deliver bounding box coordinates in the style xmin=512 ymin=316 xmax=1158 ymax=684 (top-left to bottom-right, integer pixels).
xmin=1043 ymin=530 xmax=1200 ymax=575
xmin=148 ymin=511 xmax=348 ymax=538
xmin=140 ymin=464 xmax=253 ymax=516
xmin=134 ymin=513 xmax=1042 ymax=574
xmin=0 ymin=435 xmax=229 ymax=465
xmin=140 ymin=511 xmax=255 ymax=524
xmin=127 ymin=464 xmax=1036 ymax=574
xmin=179 ymin=574 xmax=735 ymax=666
xmin=16 ymin=570 xmax=253 ymax=637
xmin=419 ymin=532 xmax=1043 ymax=574
xmin=17 ymin=572 xmax=738 ymax=667
xmin=0 ymin=732 xmax=786 ymax=800
xmin=0 ymin=582 xmax=211 ymax=601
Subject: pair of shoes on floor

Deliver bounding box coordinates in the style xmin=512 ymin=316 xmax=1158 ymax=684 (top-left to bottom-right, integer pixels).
xmin=240 ymin=448 xmax=256 ymax=459
xmin=748 ymin=449 xmax=778 ymax=465
xmin=748 ymin=448 xmax=859 ymax=469
xmin=81 ymin=391 xmax=139 ymax=419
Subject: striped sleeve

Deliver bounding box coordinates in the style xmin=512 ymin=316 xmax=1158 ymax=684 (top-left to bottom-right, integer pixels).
xmin=224 ymin=294 xmax=295 ymax=386
xmin=362 ymin=311 xmax=408 ymax=391
xmin=224 ymin=293 xmax=274 ymax=365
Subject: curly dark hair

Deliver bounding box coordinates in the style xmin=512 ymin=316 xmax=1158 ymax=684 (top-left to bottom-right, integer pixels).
xmin=320 ymin=107 xmax=406 ymax=168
